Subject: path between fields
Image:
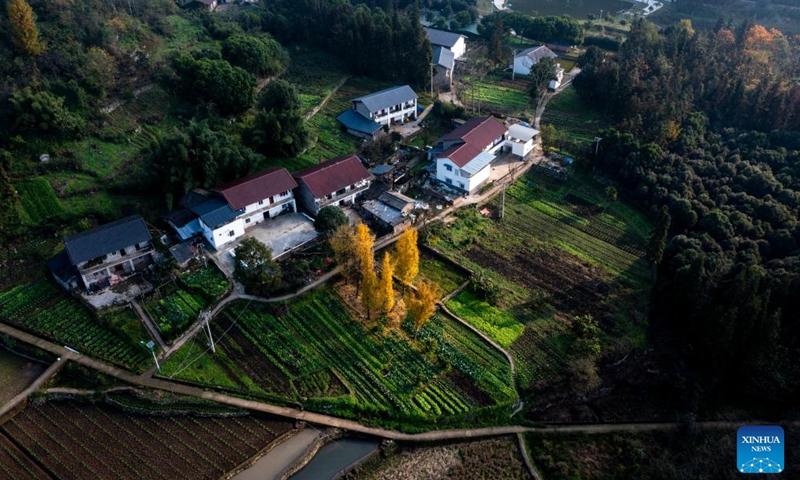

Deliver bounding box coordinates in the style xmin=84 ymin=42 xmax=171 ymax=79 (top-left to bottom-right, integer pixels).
xmin=304 ymin=75 xmax=351 ymax=120
xmin=534 ymin=68 xmax=580 ymax=130
xmin=131 ymin=300 xmax=167 ymax=351
xmin=2 ymin=322 xmax=792 ymax=442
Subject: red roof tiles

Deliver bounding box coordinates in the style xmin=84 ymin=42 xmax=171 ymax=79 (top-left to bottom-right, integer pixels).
xmin=216 ymin=167 xmax=298 ymax=210
xmin=293 ymin=155 xmax=372 ymax=199
xmin=441 ymin=116 xmax=508 ymax=148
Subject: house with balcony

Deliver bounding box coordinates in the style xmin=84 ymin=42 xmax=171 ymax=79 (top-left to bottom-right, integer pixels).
xmin=49 ymin=215 xmax=156 ymax=291
xmin=165 ymin=167 xmax=298 ymax=250
xmin=337 ymin=85 xmax=418 ymax=139
xmin=293 ymin=155 xmax=373 ymax=216
xmin=431 ymin=116 xmax=509 ymax=194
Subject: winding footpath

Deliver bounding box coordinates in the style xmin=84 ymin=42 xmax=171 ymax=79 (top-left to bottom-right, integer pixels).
xmin=1 ymin=322 xmax=794 ymax=443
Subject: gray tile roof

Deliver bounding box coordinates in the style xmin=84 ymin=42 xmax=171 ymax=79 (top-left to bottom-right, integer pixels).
xmin=517 ymin=46 xmax=557 ymax=64
xmin=425 ymin=28 xmax=464 ymax=49
xmin=353 ymin=85 xmax=417 ymax=114
xmin=64 ymin=215 xmax=151 ymax=265
xmin=433 ymin=47 xmax=455 ymax=71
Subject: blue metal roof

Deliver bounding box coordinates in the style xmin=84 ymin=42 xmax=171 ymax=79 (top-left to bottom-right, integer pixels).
xmin=433 ymin=47 xmax=455 ymax=71
xmin=352 ymin=85 xmax=417 ymax=114
xmin=461 ymin=151 xmax=495 ymax=176
xmin=425 ymin=28 xmax=464 ymax=49
xmin=337 ymin=109 xmax=382 ymax=134
xmin=191 ymin=198 xmax=243 ymax=230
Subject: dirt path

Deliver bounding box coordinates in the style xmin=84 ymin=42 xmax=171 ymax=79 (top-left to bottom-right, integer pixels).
xmin=517 ymin=432 xmax=540 ymax=480
xmin=0 ymin=357 xmax=69 ymax=420
xmin=131 ymin=300 xmax=167 ymax=352
xmin=4 ymin=319 xmax=792 ymax=443
xmin=232 ymin=426 xmax=321 ymax=480
xmin=304 ymin=75 xmax=351 ymax=120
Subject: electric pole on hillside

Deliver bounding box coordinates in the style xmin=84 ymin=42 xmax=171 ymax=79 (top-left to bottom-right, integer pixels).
xmin=500 ymin=184 xmax=506 ymax=221
xmin=200 ymin=311 xmax=215 ymax=353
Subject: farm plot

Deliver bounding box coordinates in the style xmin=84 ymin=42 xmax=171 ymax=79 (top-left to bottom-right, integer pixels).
xmin=144 ymin=266 xmax=230 ymax=342
xmin=540 ymin=85 xmax=610 ymax=147
xmin=14 ymin=178 xmax=65 ymax=224
xmin=417 ymin=249 xmax=470 ymax=297
xmin=0 ymin=434 xmax=49 ymax=480
xmin=460 ymin=76 xmax=532 ymax=116
xmin=162 ymin=289 xmax=515 ymax=422
xmin=0 ymin=281 xmax=151 ymax=372
xmin=0 ymin=349 xmax=47 ymax=405
xmin=431 ymin=172 xmax=653 ymax=388
xmin=0 ymin=400 xmax=295 ymax=480
xmin=282 ymin=47 xmax=350 ymax=114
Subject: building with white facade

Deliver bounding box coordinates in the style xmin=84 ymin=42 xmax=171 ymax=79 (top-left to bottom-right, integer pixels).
xmin=512 ymin=45 xmax=558 ymax=76
xmin=293 ymin=155 xmax=373 ymax=216
xmin=166 ymin=167 xmax=298 ymax=250
xmin=425 ymin=28 xmax=467 ymax=59
xmin=337 ymin=86 xmax=418 ymax=139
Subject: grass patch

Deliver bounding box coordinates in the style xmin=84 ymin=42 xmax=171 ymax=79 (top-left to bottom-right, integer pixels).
xmin=15 ymin=178 xmax=65 ymax=224
xmin=282 ymin=46 xmax=350 ymax=114
xmin=417 ymin=252 xmax=469 ymax=297
xmin=461 ymin=76 xmax=532 ymax=116
xmin=541 ymin=85 xmax=611 ymax=148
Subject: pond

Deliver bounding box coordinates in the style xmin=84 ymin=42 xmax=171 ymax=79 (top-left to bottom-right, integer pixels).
xmin=507 ymin=0 xmax=635 ymax=19
xmin=289 ymin=438 xmax=379 ymax=480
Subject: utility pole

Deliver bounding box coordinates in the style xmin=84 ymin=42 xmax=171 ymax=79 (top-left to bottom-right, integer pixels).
xmin=594 ymin=136 xmax=603 ymax=156
xmin=430 ymin=62 xmax=434 ymax=97
xmin=200 ymin=311 xmax=215 ymax=353
xmin=500 ymin=184 xmax=506 ymax=220
xmin=511 ymin=48 xmax=517 ymax=81
xmin=140 ymin=340 xmax=160 ymax=372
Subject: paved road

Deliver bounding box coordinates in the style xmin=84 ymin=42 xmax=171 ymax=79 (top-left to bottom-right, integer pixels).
xmin=131 ymin=300 xmax=167 ymax=351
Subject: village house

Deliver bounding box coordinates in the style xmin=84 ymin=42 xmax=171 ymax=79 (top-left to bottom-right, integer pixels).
xmin=166 ymin=167 xmax=298 ymax=250
xmin=512 ymin=45 xmax=558 ymax=76
xmin=425 ymin=28 xmax=467 ymax=59
xmin=361 ymin=191 xmax=416 ymax=234
xmin=179 ymin=0 xmax=217 ymax=11
xmin=431 ymin=117 xmax=539 ymax=194
xmin=432 ymin=47 xmax=456 ymax=90
xmin=48 ymin=215 xmax=156 ymax=291
xmin=293 ymin=155 xmax=373 ymax=216
xmin=337 ymin=85 xmax=418 ymax=139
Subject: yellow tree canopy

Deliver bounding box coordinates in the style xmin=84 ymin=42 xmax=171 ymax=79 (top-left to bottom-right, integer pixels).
xmin=330 ymin=224 xmax=358 ymax=283
xmin=408 ymin=280 xmax=439 ymax=335
xmin=379 ymin=251 xmax=395 ymax=315
xmin=394 ymin=228 xmax=419 ymax=286
xmin=7 ymin=0 xmax=45 ymax=57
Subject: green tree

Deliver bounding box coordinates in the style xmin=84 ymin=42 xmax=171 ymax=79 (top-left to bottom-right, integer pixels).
xmin=221 ymin=34 xmax=286 ymax=77
xmin=258 ymin=79 xmax=302 ymax=113
xmin=528 ymin=57 xmax=557 ymax=103
xmin=0 ymin=155 xmax=21 ymax=249
xmin=315 ymin=206 xmax=349 ymax=238
xmin=146 ymin=121 xmax=258 ymax=208
xmin=245 ymin=108 xmax=308 ymax=158
xmin=647 ymin=206 xmax=670 ymax=264
xmin=9 ymin=88 xmax=85 ymax=139
xmin=173 ymin=54 xmax=256 ymax=116
xmin=7 ymin=0 xmax=44 ymax=57
xmin=233 ymin=238 xmax=282 ymax=296
xmin=81 ymin=47 xmax=117 ymax=96
xmin=571 ymin=314 xmax=601 ymax=357
xmin=488 ymin=13 xmax=505 ymax=66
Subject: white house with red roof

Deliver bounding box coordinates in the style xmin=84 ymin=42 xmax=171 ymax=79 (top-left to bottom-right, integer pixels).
xmin=166 ymin=167 xmax=298 ymax=250
xmin=293 ymin=155 xmax=373 ymax=216
xmin=432 ymin=116 xmax=509 ymax=194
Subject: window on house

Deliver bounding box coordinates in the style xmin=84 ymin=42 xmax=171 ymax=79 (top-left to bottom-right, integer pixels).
xmin=228 ymin=231 xmax=235 ymax=237
xmin=270 ymin=196 xmax=275 ymax=205
xmin=135 ymin=243 xmax=142 ymax=251
xmin=446 ymin=178 xmax=453 ymax=185
xmin=245 ymin=218 xmax=251 ymax=224
xmin=258 ymin=199 xmax=264 ymax=206
xmin=119 ymin=249 xmax=126 ymax=256
xmin=336 ymin=188 xmax=346 ymax=196
xmin=459 ymin=182 xmax=465 ymax=189
xmin=445 ymin=164 xmax=453 ymax=172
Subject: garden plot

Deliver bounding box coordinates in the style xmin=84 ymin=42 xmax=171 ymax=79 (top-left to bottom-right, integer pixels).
xmin=540 ymin=85 xmax=611 ymax=147
xmin=431 ymin=170 xmax=653 ymax=388
xmin=161 ymin=289 xmax=516 ymax=424
xmin=0 ymin=400 xmax=294 ymax=480
xmin=0 ymin=281 xmax=151 ymax=372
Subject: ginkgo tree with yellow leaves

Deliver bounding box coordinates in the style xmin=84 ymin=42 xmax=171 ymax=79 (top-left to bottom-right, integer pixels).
xmin=394 ymin=228 xmax=419 ymax=289
xmin=7 ymin=0 xmax=45 ymax=57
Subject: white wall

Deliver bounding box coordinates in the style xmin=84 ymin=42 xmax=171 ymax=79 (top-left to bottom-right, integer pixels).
xmin=451 ymin=38 xmax=466 ymax=59
xmin=513 ymin=55 xmax=534 ymax=76
xmin=507 ymin=139 xmax=533 ymax=157
xmin=202 ymin=218 xmax=245 ymax=250
xmin=436 ymin=158 xmax=491 ymax=194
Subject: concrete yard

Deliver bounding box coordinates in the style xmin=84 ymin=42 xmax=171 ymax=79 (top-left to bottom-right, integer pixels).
xmin=214 ymin=213 xmax=319 ymax=277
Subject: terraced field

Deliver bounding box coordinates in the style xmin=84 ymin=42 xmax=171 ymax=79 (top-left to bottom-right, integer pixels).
xmin=430 ymin=169 xmax=653 ymax=388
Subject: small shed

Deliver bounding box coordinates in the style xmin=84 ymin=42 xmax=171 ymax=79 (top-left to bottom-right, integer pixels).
xmin=169 ymin=243 xmax=195 ymax=269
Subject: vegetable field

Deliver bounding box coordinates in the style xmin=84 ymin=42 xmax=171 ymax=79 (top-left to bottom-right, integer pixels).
xmin=460 ymin=75 xmax=532 ymax=116
xmin=162 ymin=289 xmax=515 ymax=423
xmin=15 ymin=178 xmax=65 ymax=224
xmin=417 ymin=249 xmax=470 ymax=297
xmin=145 ymin=266 xmax=230 ymax=341
xmin=540 ymin=86 xmax=610 ymax=147
xmin=431 ymin=169 xmax=653 ymax=388
xmin=0 ymin=400 xmax=295 ymax=480
xmin=0 ymin=281 xmax=150 ymax=372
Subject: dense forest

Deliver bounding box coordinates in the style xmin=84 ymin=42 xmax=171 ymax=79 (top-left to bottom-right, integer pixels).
xmin=574 ymin=20 xmax=800 ymax=406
